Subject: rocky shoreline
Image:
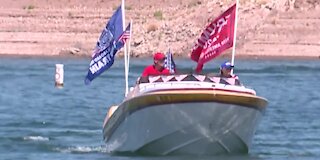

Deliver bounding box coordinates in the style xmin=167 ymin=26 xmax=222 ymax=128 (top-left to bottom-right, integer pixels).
xmin=0 ymin=0 xmax=319 ymax=59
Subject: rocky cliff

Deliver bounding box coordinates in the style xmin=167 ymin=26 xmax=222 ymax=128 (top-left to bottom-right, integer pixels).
xmin=0 ymin=0 xmax=319 ymax=58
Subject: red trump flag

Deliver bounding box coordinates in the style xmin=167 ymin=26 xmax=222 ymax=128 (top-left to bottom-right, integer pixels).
xmin=191 ymin=4 xmax=236 ymax=72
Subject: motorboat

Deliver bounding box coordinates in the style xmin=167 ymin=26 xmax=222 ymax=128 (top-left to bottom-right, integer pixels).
xmin=102 ymin=74 xmax=268 ymax=155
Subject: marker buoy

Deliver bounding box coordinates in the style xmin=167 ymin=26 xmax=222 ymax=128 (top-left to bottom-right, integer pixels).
xmin=55 ymin=64 xmax=64 ymax=88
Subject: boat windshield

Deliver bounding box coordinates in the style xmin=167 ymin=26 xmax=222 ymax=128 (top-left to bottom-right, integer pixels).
xmin=137 ymin=74 xmax=241 ymax=86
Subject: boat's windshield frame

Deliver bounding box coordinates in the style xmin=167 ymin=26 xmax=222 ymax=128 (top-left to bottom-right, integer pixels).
xmin=137 ymin=74 xmax=242 ymax=86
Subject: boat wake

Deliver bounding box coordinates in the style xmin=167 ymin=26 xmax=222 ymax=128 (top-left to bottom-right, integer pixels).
xmin=54 ymin=145 xmax=107 ymax=153
xmin=23 ymin=136 xmax=49 ymax=141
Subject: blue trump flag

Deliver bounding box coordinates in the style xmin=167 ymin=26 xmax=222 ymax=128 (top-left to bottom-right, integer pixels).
xmin=84 ymin=5 xmax=124 ymax=85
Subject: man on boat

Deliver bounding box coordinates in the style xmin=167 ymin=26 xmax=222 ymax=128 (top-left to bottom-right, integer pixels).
xmin=219 ymin=61 xmax=236 ymax=78
xmin=219 ymin=61 xmax=241 ymax=85
xmin=141 ymin=52 xmax=170 ymax=77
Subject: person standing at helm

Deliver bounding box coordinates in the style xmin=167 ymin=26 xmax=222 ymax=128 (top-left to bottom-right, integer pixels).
xmin=219 ymin=61 xmax=238 ymax=79
xmin=219 ymin=61 xmax=241 ymax=85
xmin=141 ymin=52 xmax=170 ymax=77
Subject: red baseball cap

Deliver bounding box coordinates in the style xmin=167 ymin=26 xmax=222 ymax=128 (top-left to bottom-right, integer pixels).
xmin=153 ymin=52 xmax=165 ymax=60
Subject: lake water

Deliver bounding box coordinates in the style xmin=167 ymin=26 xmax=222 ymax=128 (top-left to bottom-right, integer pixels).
xmin=0 ymin=57 xmax=319 ymax=160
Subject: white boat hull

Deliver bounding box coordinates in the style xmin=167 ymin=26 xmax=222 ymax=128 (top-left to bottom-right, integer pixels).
xmin=103 ymin=80 xmax=267 ymax=156
xmin=104 ymin=102 xmax=263 ymax=155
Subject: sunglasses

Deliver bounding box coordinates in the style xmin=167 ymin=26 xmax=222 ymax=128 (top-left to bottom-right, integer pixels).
xmin=222 ymin=67 xmax=232 ymax=71
xmin=157 ymin=58 xmax=166 ymax=62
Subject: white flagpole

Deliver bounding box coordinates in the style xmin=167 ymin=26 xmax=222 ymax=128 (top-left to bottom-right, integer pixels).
xmin=122 ymin=0 xmax=129 ymax=96
xmin=231 ymin=0 xmax=239 ymax=75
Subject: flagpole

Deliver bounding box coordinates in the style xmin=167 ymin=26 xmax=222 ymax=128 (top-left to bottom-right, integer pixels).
xmin=122 ymin=0 xmax=129 ymax=96
xmin=127 ymin=19 xmax=133 ymax=72
xmin=231 ymin=0 xmax=239 ymax=75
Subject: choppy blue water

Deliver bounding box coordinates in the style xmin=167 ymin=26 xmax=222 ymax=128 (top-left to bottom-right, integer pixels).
xmin=0 ymin=57 xmax=319 ymax=160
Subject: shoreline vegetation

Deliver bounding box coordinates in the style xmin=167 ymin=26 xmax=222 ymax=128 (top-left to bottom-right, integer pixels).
xmin=0 ymin=0 xmax=319 ymax=59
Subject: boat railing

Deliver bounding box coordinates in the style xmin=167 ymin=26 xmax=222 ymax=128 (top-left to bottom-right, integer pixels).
xmin=137 ymin=74 xmax=241 ymax=86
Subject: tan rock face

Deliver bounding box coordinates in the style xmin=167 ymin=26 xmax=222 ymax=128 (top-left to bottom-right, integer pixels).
xmin=0 ymin=0 xmax=319 ymax=58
